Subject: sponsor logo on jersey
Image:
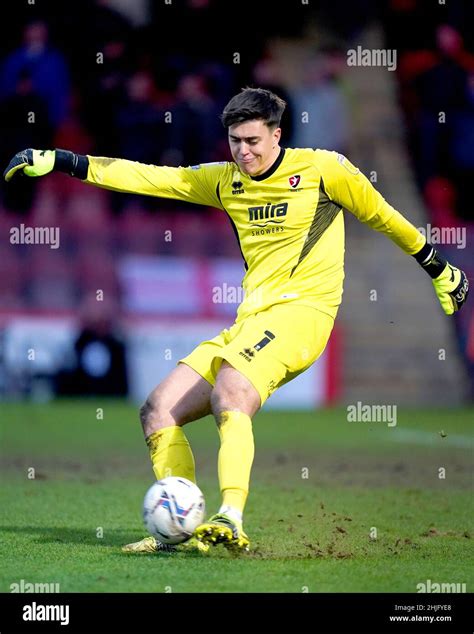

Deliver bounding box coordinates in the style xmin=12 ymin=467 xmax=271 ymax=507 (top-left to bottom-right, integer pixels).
xmin=239 ymin=347 xmax=255 ymax=362
xmin=238 ymin=331 xmax=275 ymax=362
xmin=232 ymin=180 xmax=245 ymax=195
xmin=248 ymin=202 xmax=288 ymax=227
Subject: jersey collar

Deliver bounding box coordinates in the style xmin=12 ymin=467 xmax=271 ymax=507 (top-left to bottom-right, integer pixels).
xmin=249 ymin=147 xmax=286 ymax=181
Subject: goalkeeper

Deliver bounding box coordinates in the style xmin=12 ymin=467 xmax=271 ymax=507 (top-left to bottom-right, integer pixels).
xmin=4 ymin=88 xmax=469 ymax=555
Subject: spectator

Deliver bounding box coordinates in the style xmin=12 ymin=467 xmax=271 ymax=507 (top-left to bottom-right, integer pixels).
xmin=0 ymin=20 xmax=70 ymax=129
xmin=411 ymin=25 xmax=474 ymax=187
xmin=0 ymin=69 xmax=53 ymax=213
xmin=116 ymin=71 xmax=167 ymax=163
xmin=111 ymin=70 xmax=168 ymax=213
xmin=55 ymin=294 xmax=128 ymax=397
xmin=252 ymin=50 xmax=295 ymax=146
xmin=290 ymin=53 xmax=350 ymax=152
xmin=164 ymin=73 xmax=221 ymax=166
xmin=80 ymin=36 xmax=131 ymax=156
xmin=449 ymin=71 xmax=474 ymax=220
xmin=423 ymin=177 xmax=461 ymax=230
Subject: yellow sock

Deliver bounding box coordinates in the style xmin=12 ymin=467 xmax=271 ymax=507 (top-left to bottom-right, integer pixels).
xmin=146 ymin=426 xmax=196 ymax=483
xmin=217 ymin=411 xmax=255 ymax=514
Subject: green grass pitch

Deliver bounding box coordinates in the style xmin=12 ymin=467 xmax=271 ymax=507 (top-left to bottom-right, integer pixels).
xmin=1 ymin=401 xmax=473 ymax=593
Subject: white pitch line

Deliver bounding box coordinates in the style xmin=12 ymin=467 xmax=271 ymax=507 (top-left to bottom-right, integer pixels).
xmin=384 ymin=428 xmax=473 ymax=449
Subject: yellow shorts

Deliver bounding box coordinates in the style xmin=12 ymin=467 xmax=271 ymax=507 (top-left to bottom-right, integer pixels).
xmin=179 ymin=304 xmax=334 ymax=406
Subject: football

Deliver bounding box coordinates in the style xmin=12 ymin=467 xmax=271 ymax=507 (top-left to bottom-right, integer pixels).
xmin=143 ymin=477 xmax=205 ymax=544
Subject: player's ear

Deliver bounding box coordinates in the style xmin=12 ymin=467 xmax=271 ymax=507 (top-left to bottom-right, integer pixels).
xmin=273 ymin=127 xmax=281 ymax=145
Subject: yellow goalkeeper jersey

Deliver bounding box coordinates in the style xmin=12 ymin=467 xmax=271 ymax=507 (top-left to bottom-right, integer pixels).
xmin=85 ymin=148 xmax=425 ymax=320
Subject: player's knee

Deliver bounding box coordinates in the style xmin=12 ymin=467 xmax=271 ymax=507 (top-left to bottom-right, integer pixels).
xmin=139 ymin=392 xmax=173 ymax=432
xmin=139 ymin=398 xmax=155 ymax=429
xmin=210 ymin=388 xmax=223 ymax=417
xmin=210 ymin=384 xmax=258 ymax=420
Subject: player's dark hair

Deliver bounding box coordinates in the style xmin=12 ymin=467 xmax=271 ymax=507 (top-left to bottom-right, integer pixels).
xmin=221 ymin=87 xmax=286 ymax=129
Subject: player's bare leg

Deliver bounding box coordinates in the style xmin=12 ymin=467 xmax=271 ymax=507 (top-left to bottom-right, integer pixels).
xmin=194 ymin=360 xmax=260 ymax=552
xmin=123 ymin=364 xmax=213 ymax=554
xmin=140 ymin=363 xmax=213 ymax=437
xmin=139 ymin=362 xmax=213 ymax=481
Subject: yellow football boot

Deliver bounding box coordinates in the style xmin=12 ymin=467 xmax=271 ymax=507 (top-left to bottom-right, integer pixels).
xmin=122 ymin=535 xmax=209 ymax=554
xmin=194 ymin=513 xmax=250 ymax=552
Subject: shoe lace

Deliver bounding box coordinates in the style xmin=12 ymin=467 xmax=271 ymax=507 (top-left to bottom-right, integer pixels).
xmin=210 ymin=514 xmax=239 ymax=538
xmin=156 ymin=540 xmax=176 ymax=552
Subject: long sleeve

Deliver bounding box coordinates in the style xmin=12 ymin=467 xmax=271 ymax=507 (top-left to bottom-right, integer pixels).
xmin=314 ymin=149 xmax=426 ymax=254
xmin=85 ymin=156 xmax=226 ymax=209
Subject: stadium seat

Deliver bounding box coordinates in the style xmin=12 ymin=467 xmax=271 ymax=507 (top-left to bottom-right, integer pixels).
xmin=117 ymin=206 xmax=166 ymax=255
xmin=0 ymin=248 xmax=26 ymax=309
xmin=75 ymin=246 xmax=120 ymax=302
xmin=27 ymin=249 xmax=78 ymax=309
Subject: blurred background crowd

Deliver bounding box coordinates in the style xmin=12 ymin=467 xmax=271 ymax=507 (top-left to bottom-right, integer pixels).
xmin=0 ymin=0 xmax=472 ymax=403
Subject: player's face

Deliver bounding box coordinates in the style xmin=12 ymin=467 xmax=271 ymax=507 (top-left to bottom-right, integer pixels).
xmin=228 ymin=120 xmax=281 ymax=176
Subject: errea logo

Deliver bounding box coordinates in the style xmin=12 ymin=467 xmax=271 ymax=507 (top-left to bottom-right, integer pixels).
xmin=239 ymin=347 xmax=255 ymax=362
xmin=232 ymin=180 xmax=244 ymax=195
xmin=239 ymin=331 xmax=275 ymax=362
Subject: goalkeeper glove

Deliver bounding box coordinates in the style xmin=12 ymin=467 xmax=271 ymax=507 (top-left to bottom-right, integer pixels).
xmin=414 ymin=243 xmax=469 ymax=315
xmin=3 ymin=148 xmax=55 ymax=181
xmin=432 ymin=262 xmax=469 ymax=315
xmin=3 ymin=148 xmax=89 ymax=181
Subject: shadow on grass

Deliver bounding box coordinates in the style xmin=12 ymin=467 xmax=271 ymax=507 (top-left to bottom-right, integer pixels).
xmin=0 ymin=525 xmax=345 ymax=561
xmin=1 ymin=525 xmax=141 ymax=547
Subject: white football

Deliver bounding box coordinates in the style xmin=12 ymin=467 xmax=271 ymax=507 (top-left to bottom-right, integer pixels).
xmin=143 ymin=477 xmax=205 ymax=544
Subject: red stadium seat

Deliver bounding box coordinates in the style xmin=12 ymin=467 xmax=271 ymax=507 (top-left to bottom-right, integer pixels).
xmin=117 ymin=206 xmax=172 ymax=255
xmin=0 ymin=248 xmax=26 ymax=309
xmin=74 ymin=246 xmax=120 ymax=302
xmin=27 ymin=249 xmax=78 ymax=309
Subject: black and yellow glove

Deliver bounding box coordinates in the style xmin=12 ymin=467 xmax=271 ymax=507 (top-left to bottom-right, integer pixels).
xmin=3 ymin=148 xmax=89 ymax=182
xmin=3 ymin=148 xmax=55 ymax=181
xmin=414 ymin=243 xmax=469 ymax=315
xmin=432 ymin=262 xmax=469 ymax=315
